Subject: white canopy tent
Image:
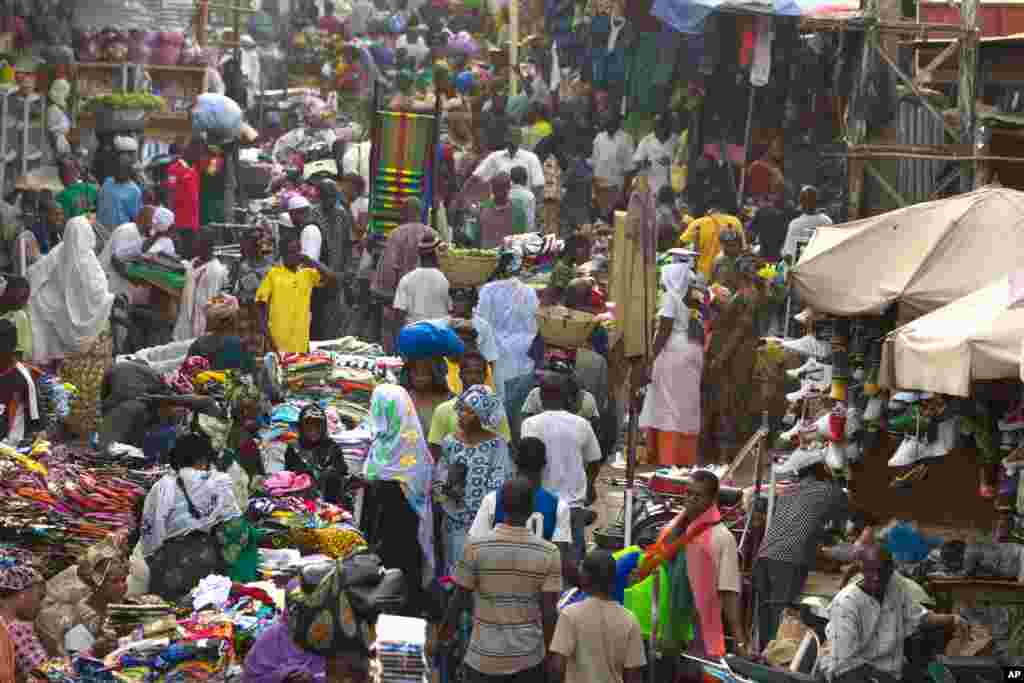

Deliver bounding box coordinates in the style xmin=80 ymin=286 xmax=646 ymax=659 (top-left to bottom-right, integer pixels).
xmin=790 ymin=186 xmax=1024 ymax=319
xmin=880 ymin=275 xmax=1024 ymax=397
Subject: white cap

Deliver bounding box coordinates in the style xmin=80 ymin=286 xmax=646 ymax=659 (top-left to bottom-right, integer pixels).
xmin=287 ymin=195 xmax=311 ymax=211
xmin=114 ymin=135 xmax=138 ymax=152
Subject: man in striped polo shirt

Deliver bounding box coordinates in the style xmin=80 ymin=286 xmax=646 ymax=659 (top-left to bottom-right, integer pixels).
xmin=440 ymin=478 xmax=563 ymax=682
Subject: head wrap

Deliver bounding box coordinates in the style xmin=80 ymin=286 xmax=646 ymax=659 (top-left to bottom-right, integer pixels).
xmin=49 ymin=78 xmax=70 ymax=109
xmin=77 ymin=534 xmax=126 ymax=589
xmin=456 ymin=384 xmax=506 ymax=435
xmin=0 ymin=558 xmax=43 ymax=592
xmin=364 ymin=384 xmax=434 ymax=582
xmin=152 ymin=207 xmax=175 ymax=234
xmin=661 ymin=263 xmax=692 ymax=298
xmin=298 ymin=403 xmax=328 ymax=450
xmin=205 ymin=294 xmax=240 ymax=322
xmin=286 ymin=554 xmax=374 ymax=658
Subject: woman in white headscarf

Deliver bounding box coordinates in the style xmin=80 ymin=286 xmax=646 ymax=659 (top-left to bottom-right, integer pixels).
xmin=28 ymin=215 xmax=115 ymax=435
xmin=639 ymin=262 xmax=704 ymax=467
xmin=46 ymin=79 xmax=72 ymax=158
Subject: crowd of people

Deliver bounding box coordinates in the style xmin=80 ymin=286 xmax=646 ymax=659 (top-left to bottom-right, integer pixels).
xmin=0 ymin=14 xmax=989 ymax=683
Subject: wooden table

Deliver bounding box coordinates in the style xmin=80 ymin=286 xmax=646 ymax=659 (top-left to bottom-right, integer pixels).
xmin=924 ymin=577 xmax=1024 ymax=611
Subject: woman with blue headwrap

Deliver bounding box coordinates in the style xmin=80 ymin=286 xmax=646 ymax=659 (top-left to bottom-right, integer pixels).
xmin=433 ymin=384 xmax=513 ymax=574
xmin=639 ymin=262 xmax=704 ymax=467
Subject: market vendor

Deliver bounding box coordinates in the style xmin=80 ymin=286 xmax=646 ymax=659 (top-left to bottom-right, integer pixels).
xmin=393 ymin=231 xmax=451 ymax=327
xmin=96 ymin=359 xmax=177 ymax=452
xmin=430 ymin=350 xmax=511 ymax=462
xmin=137 ymin=434 xmax=245 ymax=601
xmin=0 ymin=559 xmax=48 ymax=679
xmin=284 ymin=405 xmax=349 ymax=505
xmin=37 ymin=534 xmax=130 ymax=657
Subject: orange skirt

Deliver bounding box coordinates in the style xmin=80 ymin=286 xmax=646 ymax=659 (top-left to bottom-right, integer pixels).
xmin=646 ymin=428 xmax=698 ymax=467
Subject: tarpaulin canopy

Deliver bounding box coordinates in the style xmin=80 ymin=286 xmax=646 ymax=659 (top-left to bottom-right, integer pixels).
xmin=880 ymin=275 xmax=1024 ymax=397
xmin=789 ymin=186 xmax=1024 ymax=318
xmin=651 ymin=0 xmax=847 ymax=34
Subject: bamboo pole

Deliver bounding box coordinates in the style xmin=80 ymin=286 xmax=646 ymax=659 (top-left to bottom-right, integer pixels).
xmin=846 ymin=0 xmax=879 ymax=220
xmin=959 ymin=0 xmax=979 ymax=192
xmin=509 ymin=0 xmax=519 ymax=96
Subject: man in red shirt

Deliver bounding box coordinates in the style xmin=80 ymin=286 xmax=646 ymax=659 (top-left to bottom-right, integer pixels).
xmin=163 ymin=156 xmax=200 ymax=258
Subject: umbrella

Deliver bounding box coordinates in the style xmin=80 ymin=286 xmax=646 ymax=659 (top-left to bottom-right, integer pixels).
xmin=880 ymin=274 xmax=1024 ymax=397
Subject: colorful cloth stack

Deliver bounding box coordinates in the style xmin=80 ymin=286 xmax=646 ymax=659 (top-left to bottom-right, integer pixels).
xmin=376 ymin=614 xmax=428 ymax=683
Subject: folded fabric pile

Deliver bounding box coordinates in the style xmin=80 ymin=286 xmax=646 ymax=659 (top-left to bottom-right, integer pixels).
xmin=335 ymin=426 xmax=372 ymax=474
xmin=376 ymin=614 xmax=429 ymax=683
xmin=0 ymin=442 xmax=157 ymax=576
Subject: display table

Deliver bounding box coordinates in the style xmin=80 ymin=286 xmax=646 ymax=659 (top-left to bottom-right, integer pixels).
xmin=925 ymin=577 xmax=1024 ymax=610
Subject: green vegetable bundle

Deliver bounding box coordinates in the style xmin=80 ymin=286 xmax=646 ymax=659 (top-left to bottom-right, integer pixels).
xmin=82 ymin=93 xmax=167 ymax=112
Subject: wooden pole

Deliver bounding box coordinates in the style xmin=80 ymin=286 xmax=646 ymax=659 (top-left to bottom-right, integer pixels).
xmin=846 ymin=0 xmax=879 ymax=220
xmin=197 ymin=0 xmax=209 ymax=48
xmin=509 ymin=0 xmax=519 ymax=96
xmin=959 ymin=0 xmax=979 ymax=192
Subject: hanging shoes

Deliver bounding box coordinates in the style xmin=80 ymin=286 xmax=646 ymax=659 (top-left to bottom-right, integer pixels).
xmin=774 ymin=446 xmax=826 ymax=476
xmin=864 ymin=396 xmax=885 ymax=422
xmin=782 ymin=335 xmax=833 ymax=360
xmin=998 ymin=402 xmax=1024 ymax=431
xmin=786 ymin=357 xmax=826 ymax=380
xmin=889 ymin=435 xmax=925 ymax=467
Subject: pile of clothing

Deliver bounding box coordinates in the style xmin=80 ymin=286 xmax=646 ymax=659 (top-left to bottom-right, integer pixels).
xmin=0 ymin=441 xmax=158 ymax=576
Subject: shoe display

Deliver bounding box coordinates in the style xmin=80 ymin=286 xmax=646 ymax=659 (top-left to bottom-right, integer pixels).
xmin=845 ymin=405 xmax=863 ymax=439
xmin=786 ymin=357 xmax=825 ymax=380
xmin=927 ymin=418 xmax=958 ymax=458
xmin=889 ymin=436 xmax=925 ymax=467
xmin=826 ymin=442 xmax=846 ymax=470
xmin=774 ymin=447 xmax=826 ymax=475
xmin=1003 ymin=445 xmax=1024 ymax=470
xmin=786 ymin=382 xmax=824 ymax=403
xmin=1001 ymin=430 xmax=1018 ymax=452
xmin=998 ymin=403 xmax=1024 ymax=431
xmin=828 ymin=403 xmax=847 ymax=441
xmin=886 ymin=408 xmax=922 ymax=435
xmin=864 ymin=396 xmax=885 ymax=422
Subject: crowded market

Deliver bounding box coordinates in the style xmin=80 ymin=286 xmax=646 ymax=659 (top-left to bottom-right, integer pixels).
xmin=0 ymin=0 xmax=1018 ymax=680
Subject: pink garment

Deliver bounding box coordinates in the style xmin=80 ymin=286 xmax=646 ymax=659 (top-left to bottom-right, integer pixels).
xmin=684 ymin=505 xmax=726 ymax=657
xmin=639 ymin=336 xmax=702 ymax=434
xmin=265 ymin=471 xmax=313 ymax=495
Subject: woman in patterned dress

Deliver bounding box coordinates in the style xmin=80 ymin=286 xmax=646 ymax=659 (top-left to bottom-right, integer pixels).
xmin=433 ymin=384 xmax=513 ymax=574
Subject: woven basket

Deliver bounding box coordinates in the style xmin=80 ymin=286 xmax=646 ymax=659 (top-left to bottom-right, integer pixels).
xmin=537 ymin=306 xmax=597 ymax=349
xmin=438 ymin=250 xmax=498 ymax=288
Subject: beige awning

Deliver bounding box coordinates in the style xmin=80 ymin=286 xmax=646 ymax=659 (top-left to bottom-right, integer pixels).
xmin=790 ymin=186 xmax=1024 ymax=318
xmin=880 ymin=275 xmax=1024 ymax=397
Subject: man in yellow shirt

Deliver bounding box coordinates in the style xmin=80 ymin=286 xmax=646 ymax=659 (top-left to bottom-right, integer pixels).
xmin=257 ymin=239 xmax=337 ymax=354
xmin=678 ymin=206 xmax=747 ymax=281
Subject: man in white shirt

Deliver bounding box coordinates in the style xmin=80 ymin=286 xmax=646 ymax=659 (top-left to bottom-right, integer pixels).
xmin=521 ymin=371 xmax=602 ymax=563
xmin=470 ymin=130 xmax=545 ymax=199
xmin=508 ymin=165 xmax=536 ymax=232
xmin=591 ymin=113 xmax=635 ymax=217
xmin=393 ymin=231 xmax=451 ymax=326
xmin=632 ymin=113 xmax=677 ymax=197
xmin=288 ymin=195 xmax=322 ymax=261
xmin=782 ymin=185 xmax=833 ymax=263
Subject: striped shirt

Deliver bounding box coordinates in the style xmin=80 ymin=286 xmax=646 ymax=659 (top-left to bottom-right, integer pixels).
xmin=757 ymin=478 xmax=848 ymax=567
xmin=455 ymin=523 xmax=563 ymax=676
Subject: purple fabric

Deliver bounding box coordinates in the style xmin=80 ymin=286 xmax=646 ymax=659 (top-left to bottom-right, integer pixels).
xmin=242 ymin=620 xmax=325 ymax=683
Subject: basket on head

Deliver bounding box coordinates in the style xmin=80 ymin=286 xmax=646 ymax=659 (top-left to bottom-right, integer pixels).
xmin=536 ymin=306 xmax=597 ymax=350
xmin=438 ymin=250 xmax=498 ymax=288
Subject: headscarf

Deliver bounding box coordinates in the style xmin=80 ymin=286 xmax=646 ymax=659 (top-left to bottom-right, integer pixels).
xmin=285 ymin=553 xmax=374 ymax=658
xmin=456 ymin=384 xmax=506 ymax=435
xmin=28 ymin=216 xmax=115 ymax=361
xmin=205 ymin=294 xmax=240 ymax=323
xmin=77 ymin=534 xmax=126 ymax=589
xmin=152 ymin=207 xmax=175 ymax=234
xmin=48 ymin=78 xmax=70 ymax=109
xmin=364 ymin=384 xmax=435 ymax=582
xmin=297 ymin=403 xmax=328 ymax=450
xmin=0 ymin=558 xmax=43 ymax=592
xmin=661 ymin=263 xmax=691 ymax=297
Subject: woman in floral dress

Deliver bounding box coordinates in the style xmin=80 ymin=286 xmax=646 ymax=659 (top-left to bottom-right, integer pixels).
xmin=433 ymin=384 xmax=513 ymax=574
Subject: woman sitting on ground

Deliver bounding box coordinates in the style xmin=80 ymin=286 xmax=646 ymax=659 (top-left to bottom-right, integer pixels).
xmin=36 ymin=534 xmax=130 ymax=658
xmin=135 ymin=434 xmax=246 ymax=601
xmin=285 ymin=404 xmax=349 ymax=505
xmin=0 ymin=558 xmax=48 ymax=679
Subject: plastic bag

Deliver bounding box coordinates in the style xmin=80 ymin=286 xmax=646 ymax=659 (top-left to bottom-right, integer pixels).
xmin=192 ymin=93 xmax=244 ymax=139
